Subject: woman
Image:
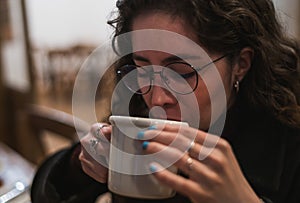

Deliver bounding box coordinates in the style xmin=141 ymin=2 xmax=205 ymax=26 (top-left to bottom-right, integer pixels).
xmin=31 ymin=0 xmax=300 ymax=203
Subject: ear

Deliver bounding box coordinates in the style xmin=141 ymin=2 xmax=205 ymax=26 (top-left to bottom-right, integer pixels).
xmin=231 ymin=47 xmax=254 ymax=82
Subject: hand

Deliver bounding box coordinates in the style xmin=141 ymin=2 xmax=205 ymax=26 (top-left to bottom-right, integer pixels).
xmin=79 ymin=123 xmax=111 ymax=183
xmin=140 ymin=124 xmax=262 ymax=203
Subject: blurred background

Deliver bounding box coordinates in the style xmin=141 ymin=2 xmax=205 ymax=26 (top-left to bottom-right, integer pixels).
xmin=0 ymin=1 xmax=115 ymax=201
xmin=0 ymin=0 xmax=115 ymax=164
xmin=0 ymin=0 xmax=299 ymax=201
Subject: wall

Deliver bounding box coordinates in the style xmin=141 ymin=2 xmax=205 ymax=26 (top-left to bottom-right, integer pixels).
xmin=26 ymin=0 xmax=299 ymax=49
xmin=26 ymin=0 xmax=115 ymax=49
xmin=274 ymin=0 xmax=300 ymax=40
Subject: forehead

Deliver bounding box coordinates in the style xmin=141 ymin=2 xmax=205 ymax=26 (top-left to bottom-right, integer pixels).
xmin=129 ymin=12 xmax=211 ymax=65
xmin=133 ymin=12 xmax=191 ymax=30
xmin=131 ymin=12 xmax=199 ymax=45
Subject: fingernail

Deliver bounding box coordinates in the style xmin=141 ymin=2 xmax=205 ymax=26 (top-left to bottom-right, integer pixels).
xmin=137 ymin=131 xmax=144 ymax=139
xmin=142 ymin=141 xmax=149 ymax=150
xmin=149 ymin=164 xmax=157 ymax=172
xmin=148 ymin=125 xmax=156 ymax=130
xmin=101 ymin=125 xmax=109 ymax=131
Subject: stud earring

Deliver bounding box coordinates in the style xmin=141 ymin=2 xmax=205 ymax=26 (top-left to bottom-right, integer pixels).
xmin=234 ymin=80 xmax=239 ymax=93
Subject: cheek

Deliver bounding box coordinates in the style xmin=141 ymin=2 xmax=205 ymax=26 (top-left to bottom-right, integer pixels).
xmin=141 ymin=94 xmax=151 ymax=107
xmin=194 ymin=68 xmax=232 ymax=129
xmin=193 ymin=81 xmax=211 ymax=113
xmin=218 ymin=68 xmax=234 ymax=102
xmin=202 ymin=63 xmax=234 ymax=106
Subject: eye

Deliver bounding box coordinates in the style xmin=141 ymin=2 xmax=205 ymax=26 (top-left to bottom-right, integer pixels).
xmin=180 ymin=71 xmax=196 ymax=79
xmin=166 ymin=62 xmax=196 ymax=79
xmin=117 ymin=65 xmax=137 ymax=77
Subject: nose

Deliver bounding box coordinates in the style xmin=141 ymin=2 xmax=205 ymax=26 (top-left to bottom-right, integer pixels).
xmin=150 ymin=75 xmax=177 ymax=107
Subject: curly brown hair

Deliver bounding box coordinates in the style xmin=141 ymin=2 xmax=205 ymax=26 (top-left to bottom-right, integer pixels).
xmin=108 ymin=0 xmax=300 ymax=128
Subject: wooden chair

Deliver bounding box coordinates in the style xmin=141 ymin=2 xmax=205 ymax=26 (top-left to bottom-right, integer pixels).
xmin=26 ymin=104 xmax=90 ymax=164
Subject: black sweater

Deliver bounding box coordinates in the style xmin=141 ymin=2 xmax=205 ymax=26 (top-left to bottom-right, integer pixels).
xmin=31 ymin=103 xmax=300 ymax=203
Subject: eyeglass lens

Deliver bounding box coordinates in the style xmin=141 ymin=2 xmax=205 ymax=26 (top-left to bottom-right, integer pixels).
xmin=118 ymin=63 xmax=198 ymax=95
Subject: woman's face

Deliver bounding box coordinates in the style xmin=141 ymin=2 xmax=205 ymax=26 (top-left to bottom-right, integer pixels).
xmin=131 ymin=12 xmax=236 ymax=130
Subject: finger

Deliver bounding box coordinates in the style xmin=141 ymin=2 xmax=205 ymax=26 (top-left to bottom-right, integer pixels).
xmin=141 ymin=126 xmax=215 ymax=156
xmin=153 ymin=124 xmax=194 ymax=140
xmin=142 ymin=126 xmax=219 ymax=162
xmin=80 ymin=160 xmax=107 ymax=183
xmin=148 ymin=162 xmax=203 ymax=200
xmin=145 ymin=145 xmax=216 ymax=196
xmin=142 ymin=141 xmax=207 ymax=177
xmin=94 ymin=141 xmax=110 ymax=164
xmin=79 ymin=149 xmax=108 ymax=183
xmin=81 ymin=124 xmax=111 ymax=158
xmin=187 ymin=140 xmax=215 ymax=161
xmin=156 ymin=124 xmax=221 ymax=149
xmin=80 ymin=132 xmax=110 ymax=169
xmin=90 ymin=123 xmax=112 ymax=141
xmin=91 ymin=140 xmax=110 ymax=165
xmin=81 ymin=135 xmax=110 ymax=157
xmin=140 ymin=129 xmax=192 ymax=152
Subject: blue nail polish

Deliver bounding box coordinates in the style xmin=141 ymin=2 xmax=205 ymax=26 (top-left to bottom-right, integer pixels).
xmin=137 ymin=131 xmax=144 ymax=139
xmin=149 ymin=164 xmax=157 ymax=172
xmin=142 ymin=141 xmax=149 ymax=150
xmin=148 ymin=125 xmax=156 ymax=130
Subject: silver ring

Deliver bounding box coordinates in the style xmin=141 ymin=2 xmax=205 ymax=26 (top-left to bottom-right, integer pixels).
xmin=89 ymin=139 xmax=99 ymax=154
xmin=94 ymin=124 xmax=108 ymax=139
xmin=188 ymin=140 xmax=195 ymax=153
xmin=186 ymin=157 xmax=193 ymax=171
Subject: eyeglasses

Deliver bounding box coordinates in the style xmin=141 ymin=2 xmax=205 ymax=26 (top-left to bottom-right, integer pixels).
xmin=116 ymin=54 xmax=228 ymax=95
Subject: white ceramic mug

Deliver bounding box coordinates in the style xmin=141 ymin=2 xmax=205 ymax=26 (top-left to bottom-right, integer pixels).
xmin=108 ymin=115 xmax=189 ymax=199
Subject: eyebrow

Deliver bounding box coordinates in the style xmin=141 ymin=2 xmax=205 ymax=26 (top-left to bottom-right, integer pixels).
xmin=132 ymin=53 xmax=201 ymax=65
